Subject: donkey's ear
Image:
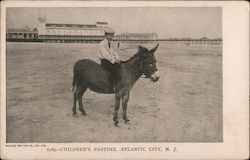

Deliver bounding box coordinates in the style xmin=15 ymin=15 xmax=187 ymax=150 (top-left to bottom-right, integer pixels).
xmin=138 ymin=45 xmax=147 ymax=52
xmin=150 ymin=43 xmax=159 ymax=54
xmin=138 ymin=45 xmax=148 ymax=56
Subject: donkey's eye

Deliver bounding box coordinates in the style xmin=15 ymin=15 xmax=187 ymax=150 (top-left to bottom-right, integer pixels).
xmin=149 ymin=63 xmax=153 ymax=67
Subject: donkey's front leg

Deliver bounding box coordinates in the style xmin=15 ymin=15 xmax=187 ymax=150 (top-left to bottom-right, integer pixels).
xmin=122 ymin=92 xmax=130 ymax=123
xmin=113 ymin=94 xmax=121 ymax=126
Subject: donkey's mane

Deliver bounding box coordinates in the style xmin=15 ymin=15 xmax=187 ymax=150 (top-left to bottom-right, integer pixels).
xmin=121 ymin=52 xmax=141 ymax=63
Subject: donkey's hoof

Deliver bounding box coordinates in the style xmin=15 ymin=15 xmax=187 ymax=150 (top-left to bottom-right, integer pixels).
xmin=73 ymin=113 xmax=78 ymax=118
xmin=82 ymin=112 xmax=87 ymax=116
xmin=124 ymin=119 xmax=130 ymax=124
xmin=114 ymin=121 xmax=119 ymax=127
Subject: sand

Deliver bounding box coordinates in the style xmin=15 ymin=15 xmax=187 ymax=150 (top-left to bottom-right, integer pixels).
xmin=6 ymin=42 xmax=222 ymax=142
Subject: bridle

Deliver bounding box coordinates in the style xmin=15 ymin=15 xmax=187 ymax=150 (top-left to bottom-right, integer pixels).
xmin=124 ymin=58 xmax=147 ymax=78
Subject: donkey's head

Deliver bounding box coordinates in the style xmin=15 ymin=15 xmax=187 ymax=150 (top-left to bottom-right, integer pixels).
xmin=138 ymin=43 xmax=160 ymax=82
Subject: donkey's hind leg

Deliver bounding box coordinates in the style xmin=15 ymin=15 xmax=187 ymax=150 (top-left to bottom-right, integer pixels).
xmin=73 ymin=85 xmax=84 ymax=117
xmin=73 ymin=90 xmax=78 ymax=117
xmin=78 ymin=86 xmax=87 ymax=116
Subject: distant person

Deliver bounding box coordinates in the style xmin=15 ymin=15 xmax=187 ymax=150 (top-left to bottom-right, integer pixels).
xmin=117 ymin=42 xmax=120 ymax=48
xmin=98 ymin=34 xmax=121 ymax=91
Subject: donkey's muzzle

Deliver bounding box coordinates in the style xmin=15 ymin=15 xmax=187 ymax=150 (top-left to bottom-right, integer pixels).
xmin=150 ymin=71 xmax=160 ymax=82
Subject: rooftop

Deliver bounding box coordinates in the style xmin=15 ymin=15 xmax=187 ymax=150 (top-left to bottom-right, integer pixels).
xmin=96 ymin=22 xmax=108 ymax=25
xmin=46 ymin=23 xmax=98 ymax=28
xmin=45 ymin=22 xmax=115 ymax=33
xmin=7 ymin=28 xmax=37 ymax=33
xmin=117 ymin=33 xmax=158 ymax=36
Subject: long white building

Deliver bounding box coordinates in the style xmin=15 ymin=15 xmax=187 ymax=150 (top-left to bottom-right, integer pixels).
xmin=37 ymin=16 xmax=115 ymax=42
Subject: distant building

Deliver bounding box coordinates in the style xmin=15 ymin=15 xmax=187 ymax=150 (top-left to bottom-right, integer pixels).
xmin=6 ymin=27 xmax=38 ymax=42
xmin=36 ymin=16 xmax=115 ymax=42
xmin=6 ymin=16 xmax=222 ymax=45
xmin=114 ymin=33 xmax=158 ymax=42
xmin=157 ymin=37 xmax=222 ymax=45
xmin=7 ymin=17 xmax=159 ymax=43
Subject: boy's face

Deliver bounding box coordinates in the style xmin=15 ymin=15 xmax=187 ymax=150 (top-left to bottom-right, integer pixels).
xmin=106 ymin=35 xmax=113 ymax=41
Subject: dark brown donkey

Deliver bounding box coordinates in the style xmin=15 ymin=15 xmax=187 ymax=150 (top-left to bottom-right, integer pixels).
xmin=72 ymin=43 xmax=160 ymax=126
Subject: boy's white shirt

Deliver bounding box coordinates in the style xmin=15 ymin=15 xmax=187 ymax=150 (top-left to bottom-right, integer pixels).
xmin=98 ymin=39 xmax=119 ymax=64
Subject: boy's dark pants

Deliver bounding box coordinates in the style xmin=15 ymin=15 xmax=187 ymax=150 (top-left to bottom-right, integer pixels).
xmin=101 ymin=59 xmax=121 ymax=88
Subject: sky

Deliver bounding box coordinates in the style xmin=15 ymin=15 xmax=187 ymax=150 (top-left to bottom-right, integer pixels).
xmin=6 ymin=7 xmax=222 ymax=39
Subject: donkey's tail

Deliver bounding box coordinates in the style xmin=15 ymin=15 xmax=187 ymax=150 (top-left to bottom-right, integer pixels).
xmin=71 ymin=81 xmax=76 ymax=92
xmin=71 ymin=68 xmax=77 ymax=92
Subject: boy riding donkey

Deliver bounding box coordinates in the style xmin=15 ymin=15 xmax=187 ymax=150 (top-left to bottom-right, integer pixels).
xmin=98 ymin=33 xmax=121 ymax=92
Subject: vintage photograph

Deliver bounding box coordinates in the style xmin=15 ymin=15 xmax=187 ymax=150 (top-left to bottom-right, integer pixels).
xmin=5 ymin=7 xmax=223 ymax=143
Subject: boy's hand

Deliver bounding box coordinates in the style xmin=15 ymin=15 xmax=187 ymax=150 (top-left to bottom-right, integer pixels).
xmin=115 ymin=59 xmax=121 ymax=63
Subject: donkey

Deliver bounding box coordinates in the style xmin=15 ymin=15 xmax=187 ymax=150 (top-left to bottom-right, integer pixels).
xmin=72 ymin=43 xmax=160 ymax=126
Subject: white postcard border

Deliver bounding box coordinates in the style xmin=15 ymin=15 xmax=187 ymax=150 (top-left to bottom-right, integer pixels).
xmin=1 ymin=1 xmax=249 ymax=159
